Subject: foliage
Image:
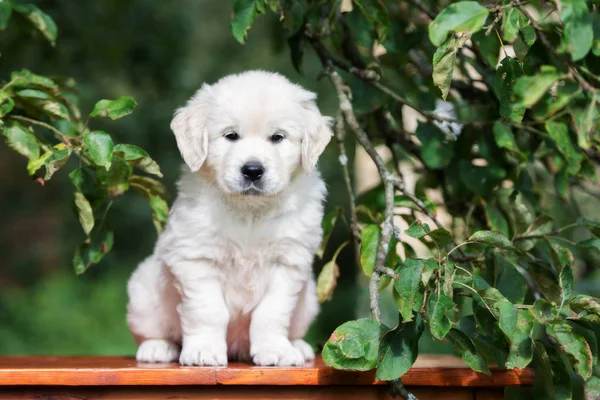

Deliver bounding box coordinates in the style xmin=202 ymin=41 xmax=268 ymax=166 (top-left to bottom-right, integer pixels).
xmin=0 ymin=1 xmax=168 ymax=274
xmin=233 ymin=0 xmax=600 ymax=398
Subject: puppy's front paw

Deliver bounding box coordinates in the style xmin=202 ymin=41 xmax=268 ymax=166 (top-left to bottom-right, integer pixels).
xmin=136 ymin=339 xmax=180 ymax=363
xmin=251 ymin=338 xmax=305 ymax=366
xmin=292 ymin=339 xmax=315 ymax=362
xmin=179 ymin=339 xmax=227 ymax=366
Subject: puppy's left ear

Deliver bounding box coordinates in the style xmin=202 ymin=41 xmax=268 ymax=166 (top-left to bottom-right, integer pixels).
xmin=300 ymin=91 xmax=333 ymax=174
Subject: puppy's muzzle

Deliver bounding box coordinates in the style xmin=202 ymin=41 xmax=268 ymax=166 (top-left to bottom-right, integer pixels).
xmin=241 ymin=162 xmax=264 ymax=182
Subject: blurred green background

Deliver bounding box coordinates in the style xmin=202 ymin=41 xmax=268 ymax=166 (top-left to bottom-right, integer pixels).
xmin=0 ymin=0 xmax=368 ymax=355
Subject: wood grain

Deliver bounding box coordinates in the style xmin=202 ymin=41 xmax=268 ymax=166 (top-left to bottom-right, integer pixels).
xmin=0 ymin=386 xmax=477 ymax=400
xmin=0 ymin=355 xmax=533 ymax=387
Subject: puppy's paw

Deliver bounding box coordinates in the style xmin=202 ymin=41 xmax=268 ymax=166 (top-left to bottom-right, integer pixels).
xmin=251 ymin=338 xmax=305 ymax=366
xmin=292 ymin=339 xmax=315 ymax=362
xmin=136 ymin=339 xmax=180 ymax=363
xmin=179 ymin=339 xmax=228 ymax=366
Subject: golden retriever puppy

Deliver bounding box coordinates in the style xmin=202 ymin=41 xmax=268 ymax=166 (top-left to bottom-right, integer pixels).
xmin=127 ymin=71 xmax=332 ymax=366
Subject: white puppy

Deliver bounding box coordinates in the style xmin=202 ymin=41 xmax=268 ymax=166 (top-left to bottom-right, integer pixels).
xmin=126 ymin=71 xmax=333 ymax=367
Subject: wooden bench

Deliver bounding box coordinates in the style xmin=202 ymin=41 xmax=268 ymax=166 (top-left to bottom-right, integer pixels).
xmin=0 ymin=354 xmax=533 ymax=399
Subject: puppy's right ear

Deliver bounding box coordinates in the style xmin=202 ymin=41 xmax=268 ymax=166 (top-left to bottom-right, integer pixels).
xmin=170 ymin=84 xmax=212 ymax=172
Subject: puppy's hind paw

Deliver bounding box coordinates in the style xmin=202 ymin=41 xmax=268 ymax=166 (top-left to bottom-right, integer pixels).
xmin=136 ymin=339 xmax=180 ymax=363
xmin=252 ymin=338 xmax=305 ymax=366
xmin=292 ymin=339 xmax=315 ymax=362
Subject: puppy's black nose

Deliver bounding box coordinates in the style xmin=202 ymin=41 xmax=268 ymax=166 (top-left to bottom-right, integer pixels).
xmin=241 ymin=162 xmax=264 ymax=182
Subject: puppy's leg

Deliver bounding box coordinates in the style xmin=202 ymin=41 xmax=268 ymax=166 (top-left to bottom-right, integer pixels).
xmin=250 ymin=267 xmax=306 ymax=366
xmin=289 ymin=278 xmax=319 ymax=362
xmin=171 ymin=260 xmax=229 ymax=366
xmin=127 ymin=257 xmax=181 ymax=363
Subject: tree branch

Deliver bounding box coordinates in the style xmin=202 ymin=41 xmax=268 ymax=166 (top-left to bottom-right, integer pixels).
xmin=327 ymin=66 xmax=395 ymax=323
xmin=335 ymin=112 xmax=361 ymax=245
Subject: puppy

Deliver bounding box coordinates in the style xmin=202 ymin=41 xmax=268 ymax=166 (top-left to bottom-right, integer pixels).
xmin=126 ymin=71 xmax=333 ymax=366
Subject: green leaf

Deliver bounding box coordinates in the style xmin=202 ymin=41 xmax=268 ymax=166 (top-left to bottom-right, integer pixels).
xmin=502 ymin=8 xmax=520 ymax=42
xmin=231 ymin=0 xmax=265 ymax=44
xmin=404 ymin=220 xmax=453 ymax=248
xmin=468 ymin=230 xmax=515 ymax=250
xmin=10 ymin=69 xmax=57 ymax=90
xmin=493 ymin=121 xmax=526 ymax=161
xmin=429 ymin=1 xmax=489 ymax=46
xmin=496 ymin=256 xmax=527 ymax=304
xmin=26 ymin=150 xmax=52 ymax=176
xmin=531 ymin=299 xmax=557 ymax=325
xmin=417 ymin=123 xmax=455 ymax=169
xmin=559 ymin=0 xmax=593 ymax=61
xmin=83 ymin=131 xmax=114 ymax=170
xmin=73 ymin=191 xmax=94 ymax=236
xmin=98 ymin=157 xmax=132 ymax=197
xmin=0 ymin=96 xmax=14 ymax=117
xmin=130 ymin=174 xmax=169 ymax=234
xmin=546 ymin=323 xmax=593 ymax=379
xmin=570 ymin=295 xmax=600 ymax=320
xmin=360 ymin=224 xmax=380 ymax=276
xmin=16 ymin=88 xmax=52 ymax=99
xmin=0 ymin=1 xmax=12 ymax=30
xmin=446 ymin=328 xmax=491 ymax=375
xmin=482 ymin=201 xmax=510 ymax=238
xmin=113 ymin=143 xmax=162 ymax=177
xmin=432 ymin=36 xmax=466 ymax=100
xmin=322 ymin=318 xmax=386 ymax=371
xmin=522 ymin=215 xmax=554 ymax=238
xmin=42 ymin=143 xmax=70 ymax=180
xmin=353 ymin=0 xmax=390 ymax=43
xmin=533 ymin=341 xmax=572 ymax=400
xmin=405 ymin=220 xmax=431 ymax=239
xmin=375 ymin=316 xmax=423 ymax=381
xmin=578 ymin=217 xmax=600 ymax=237
xmin=2 ymin=123 xmax=40 ymax=160
xmin=545 ymin=121 xmax=583 ymax=176
xmin=89 ymin=96 xmax=137 ymax=120
xmin=318 ymin=207 xmax=342 ymax=259
xmin=585 ymin=376 xmax=600 ymax=400
xmin=12 ymin=3 xmax=57 ymax=45
xmin=427 ymin=292 xmax=456 ymax=340
xmin=73 ymin=229 xmax=114 ymax=274
xmin=459 ymin=161 xmax=506 ymax=196
xmin=393 ymin=258 xmax=426 ymax=322
xmin=69 ymin=167 xmax=104 ymax=209
xmin=494 ymin=56 xmax=525 ymax=122
xmin=149 ymin=195 xmax=168 ymax=234
xmin=497 ymin=300 xmax=534 ymax=369
xmin=513 ymin=66 xmax=560 ymax=108
xmin=559 ymin=263 xmax=574 ymax=307
xmin=421 ymin=259 xmax=440 ymax=287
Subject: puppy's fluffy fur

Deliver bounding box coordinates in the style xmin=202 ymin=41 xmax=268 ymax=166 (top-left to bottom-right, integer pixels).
xmin=126 ymin=71 xmax=332 ymax=366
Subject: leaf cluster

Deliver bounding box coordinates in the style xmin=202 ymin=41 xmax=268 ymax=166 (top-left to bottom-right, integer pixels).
xmin=0 ymin=2 xmax=168 ymax=274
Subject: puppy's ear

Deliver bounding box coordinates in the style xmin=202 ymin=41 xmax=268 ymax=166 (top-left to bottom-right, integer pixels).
xmin=170 ymin=84 xmax=212 ymax=172
xmin=300 ymin=91 xmax=333 ymax=174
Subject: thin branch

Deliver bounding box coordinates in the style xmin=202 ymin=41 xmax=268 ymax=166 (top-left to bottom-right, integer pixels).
xmin=335 ymin=112 xmax=361 ymax=244
xmin=327 ymin=66 xmax=395 ymax=323
xmin=8 ymin=115 xmax=70 ymax=143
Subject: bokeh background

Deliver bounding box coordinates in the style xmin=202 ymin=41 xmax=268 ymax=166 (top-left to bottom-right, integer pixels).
xmin=0 ymin=0 xmax=367 ymax=355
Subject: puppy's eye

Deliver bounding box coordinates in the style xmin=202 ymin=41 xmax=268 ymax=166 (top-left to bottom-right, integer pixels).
xmin=270 ymin=132 xmax=285 ymax=144
xmin=224 ymin=131 xmax=240 ymax=141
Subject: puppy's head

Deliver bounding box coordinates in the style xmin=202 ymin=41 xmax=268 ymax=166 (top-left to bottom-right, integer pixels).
xmin=170 ymin=71 xmax=332 ymax=196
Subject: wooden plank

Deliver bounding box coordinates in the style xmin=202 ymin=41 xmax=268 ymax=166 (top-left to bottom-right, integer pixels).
xmin=0 ymin=355 xmax=533 ymax=387
xmin=0 ymin=386 xmax=476 ymax=400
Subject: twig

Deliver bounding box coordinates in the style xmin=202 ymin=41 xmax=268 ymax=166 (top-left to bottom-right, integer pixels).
xmin=335 ymin=112 xmax=361 ymax=244
xmin=8 ymin=115 xmax=70 ymax=143
xmin=327 ymin=66 xmax=395 ymax=323
xmin=516 ymin=2 xmax=596 ymax=94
